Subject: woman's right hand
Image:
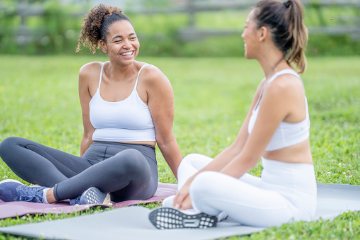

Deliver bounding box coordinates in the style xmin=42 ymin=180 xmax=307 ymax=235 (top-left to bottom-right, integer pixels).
xmin=173 ymin=178 xmax=192 ymax=210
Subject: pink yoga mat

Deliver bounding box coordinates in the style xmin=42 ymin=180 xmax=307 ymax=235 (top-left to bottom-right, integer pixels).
xmin=0 ymin=183 xmax=177 ymax=219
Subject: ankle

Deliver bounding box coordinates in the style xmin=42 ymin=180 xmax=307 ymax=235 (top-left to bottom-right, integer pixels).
xmin=45 ymin=188 xmax=56 ymax=203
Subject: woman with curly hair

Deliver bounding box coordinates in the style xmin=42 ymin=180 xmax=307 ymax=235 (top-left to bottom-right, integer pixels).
xmin=0 ymin=4 xmax=182 ymax=205
xmin=149 ymin=0 xmax=316 ymax=229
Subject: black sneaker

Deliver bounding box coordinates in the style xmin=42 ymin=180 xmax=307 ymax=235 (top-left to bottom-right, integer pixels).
xmin=149 ymin=207 xmax=217 ymax=230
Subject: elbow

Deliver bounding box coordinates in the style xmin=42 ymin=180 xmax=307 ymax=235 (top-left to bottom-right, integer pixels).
xmin=156 ymin=139 xmax=169 ymax=149
xmin=246 ymin=156 xmax=260 ymax=169
xmin=236 ymin=154 xmax=260 ymax=170
xmin=156 ymin=133 xmax=174 ymax=148
xmin=82 ymin=131 xmax=94 ymax=142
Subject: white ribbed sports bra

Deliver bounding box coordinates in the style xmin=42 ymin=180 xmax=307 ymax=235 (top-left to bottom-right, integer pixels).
xmin=248 ymin=69 xmax=310 ymax=151
xmin=89 ymin=63 xmax=156 ymax=142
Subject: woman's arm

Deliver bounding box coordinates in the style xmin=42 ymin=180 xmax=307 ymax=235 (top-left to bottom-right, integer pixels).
xmin=174 ymin=75 xmax=303 ymax=209
xmin=184 ymin=79 xmax=266 ymax=177
xmin=144 ymin=66 xmax=182 ymax=179
xmin=173 ymin=79 xmax=266 ymax=209
xmin=78 ymin=64 xmax=97 ymax=156
xmin=220 ymin=74 xmax=306 ymax=177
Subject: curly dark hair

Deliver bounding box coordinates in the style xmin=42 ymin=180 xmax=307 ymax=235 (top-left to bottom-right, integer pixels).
xmin=76 ymin=4 xmax=132 ymax=54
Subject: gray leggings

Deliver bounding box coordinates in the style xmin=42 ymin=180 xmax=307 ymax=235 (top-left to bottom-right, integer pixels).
xmin=0 ymin=137 xmax=158 ymax=202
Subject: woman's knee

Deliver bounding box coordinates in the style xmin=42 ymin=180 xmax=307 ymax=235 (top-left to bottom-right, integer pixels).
xmin=179 ymin=153 xmax=195 ymax=167
xmin=113 ymin=149 xmax=148 ymax=173
xmin=178 ymin=153 xmax=204 ymax=172
xmin=182 ymin=153 xmax=203 ymax=164
xmin=0 ymin=137 xmax=22 ymax=159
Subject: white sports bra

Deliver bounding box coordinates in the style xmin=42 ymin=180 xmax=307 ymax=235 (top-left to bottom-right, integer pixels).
xmin=248 ymin=69 xmax=310 ymax=151
xmin=89 ymin=63 xmax=156 ymax=142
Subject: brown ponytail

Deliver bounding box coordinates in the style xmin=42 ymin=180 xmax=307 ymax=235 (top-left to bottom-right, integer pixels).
xmin=284 ymin=0 xmax=308 ymax=74
xmin=255 ymin=0 xmax=308 ymax=74
xmin=76 ymin=4 xmax=131 ymax=54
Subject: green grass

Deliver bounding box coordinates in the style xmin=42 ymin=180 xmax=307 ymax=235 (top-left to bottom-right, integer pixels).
xmin=0 ymin=56 xmax=359 ymax=239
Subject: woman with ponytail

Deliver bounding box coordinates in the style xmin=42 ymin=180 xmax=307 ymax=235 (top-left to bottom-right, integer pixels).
xmin=0 ymin=5 xmax=182 ymax=205
xmin=149 ymin=0 xmax=315 ymax=229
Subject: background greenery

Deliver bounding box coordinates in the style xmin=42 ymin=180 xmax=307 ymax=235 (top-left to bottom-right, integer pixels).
xmin=0 ymin=55 xmax=359 ymax=239
xmin=0 ymin=1 xmax=360 ymax=56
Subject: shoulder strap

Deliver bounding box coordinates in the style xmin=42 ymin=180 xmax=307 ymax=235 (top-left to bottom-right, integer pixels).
xmin=253 ymin=70 xmax=303 ymax=111
xmin=134 ymin=64 xmax=148 ymax=90
xmin=305 ymin=96 xmax=310 ymax=120
xmin=271 ymin=69 xmax=309 ymax=121
xmin=98 ymin=62 xmax=105 ymax=89
xmin=268 ymin=69 xmax=301 ymax=83
xmin=253 ymin=79 xmax=266 ymax=111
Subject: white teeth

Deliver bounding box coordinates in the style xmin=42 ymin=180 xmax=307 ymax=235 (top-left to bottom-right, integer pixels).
xmin=121 ymin=52 xmax=133 ymax=56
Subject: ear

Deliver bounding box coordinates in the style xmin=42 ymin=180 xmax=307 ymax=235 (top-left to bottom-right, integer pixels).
xmin=99 ymin=40 xmax=108 ymax=54
xmin=259 ymin=26 xmax=269 ymax=42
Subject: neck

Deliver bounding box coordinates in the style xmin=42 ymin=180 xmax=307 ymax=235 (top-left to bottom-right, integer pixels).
xmin=257 ymin=47 xmax=288 ymax=80
xmin=107 ymin=60 xmax=138 ymax=82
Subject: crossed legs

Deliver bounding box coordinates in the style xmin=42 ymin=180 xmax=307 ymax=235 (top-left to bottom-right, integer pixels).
xmin=170 ymin=153 xmax=294 ymax=227
xmin=0 ymin=137 xmax=157 ymax=203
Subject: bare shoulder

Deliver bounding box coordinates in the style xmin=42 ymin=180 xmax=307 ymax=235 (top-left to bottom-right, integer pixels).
xmin=140 ymin=64 xmax=170 ymax=87
xmin=79 ymin=62 xmax=103 ymax=82
xmin=266 ymin=73 xmax=304 ymax=98
xmin=142 ymin=64 xmax=166 ymax=79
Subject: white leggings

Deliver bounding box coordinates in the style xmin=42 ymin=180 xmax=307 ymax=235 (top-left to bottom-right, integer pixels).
xmin=168 ymin=153 xmax=317 ymax=227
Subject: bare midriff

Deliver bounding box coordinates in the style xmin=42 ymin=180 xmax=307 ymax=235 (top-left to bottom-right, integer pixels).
xmin=95 ymin=140 xmax=156 ymax=147
xmin=263 ymin=139 xmax=313 ymax=164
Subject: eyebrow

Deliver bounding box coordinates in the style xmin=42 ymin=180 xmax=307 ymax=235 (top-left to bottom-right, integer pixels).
xmin=112 ymin=33 xmax=136 ymax=40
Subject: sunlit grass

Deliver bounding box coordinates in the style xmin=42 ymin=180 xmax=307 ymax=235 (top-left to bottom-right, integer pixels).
xmin=0 ymin=56 xmax=359 ymax=239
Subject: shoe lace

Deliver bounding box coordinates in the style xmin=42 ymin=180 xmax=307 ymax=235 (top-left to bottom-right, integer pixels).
xmin=15 ymin=185 xmax=44 ymax=203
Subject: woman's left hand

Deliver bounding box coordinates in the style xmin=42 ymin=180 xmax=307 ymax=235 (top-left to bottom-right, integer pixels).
xmin=173 ymin=178 xmax=193 ymax=210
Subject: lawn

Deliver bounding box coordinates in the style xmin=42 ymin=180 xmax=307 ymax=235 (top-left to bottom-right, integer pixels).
xmin=0 ymin=55 xmax=359 ymax=239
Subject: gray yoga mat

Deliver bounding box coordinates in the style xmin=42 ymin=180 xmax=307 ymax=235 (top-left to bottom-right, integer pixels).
xmin=0 ymin=183 xmax=359 ymax=240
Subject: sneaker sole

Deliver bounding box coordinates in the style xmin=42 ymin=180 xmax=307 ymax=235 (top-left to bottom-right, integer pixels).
xmin=0 ymin=180 xmax=42 ymax=188
xmin=80 ymin=187 xmax=110 ymax=205
xmin=149 ymin=207 xmax=217 ymax=230
xmin=0 ymin=179 xmax=22 ymax=185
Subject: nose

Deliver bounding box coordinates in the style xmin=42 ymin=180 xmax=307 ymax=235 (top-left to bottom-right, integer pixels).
xmin=123 ymin=40 xmax=132 ymax=49
xmin=241 ymin=31 xmax=244 ymax=39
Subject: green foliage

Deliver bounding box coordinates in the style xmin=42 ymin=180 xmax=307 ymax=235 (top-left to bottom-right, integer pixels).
xmin=129 ymin=13 xmax=188 ymax=57
xmin=0 ymin=1 xmax=82 ymax=55
xmin=39 ymin=1 xmax=74 ymax=54
xmin=0 ymin=5 xmax=18 ymax=54
xmin=1 ymin=3 xmax=360 ymax=56
xmin=308 ymin=35 xmax=360 ymax=56
xmin=0 ymin=56 xmax=359 ymax=239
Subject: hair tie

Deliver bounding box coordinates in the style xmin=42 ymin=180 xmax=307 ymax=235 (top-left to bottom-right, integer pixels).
xmin=104 ymin=14 xmax=110 ymax=18
xmin=283 ymin=1 xmax=291 ymax=8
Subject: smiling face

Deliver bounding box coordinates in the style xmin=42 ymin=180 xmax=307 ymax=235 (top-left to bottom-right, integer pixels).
xmin=100 ymin=20 xmax=140 ymax=65
xmin=241 ymin=9 xmax=260 ymax=59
